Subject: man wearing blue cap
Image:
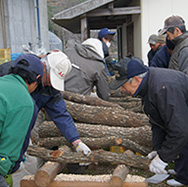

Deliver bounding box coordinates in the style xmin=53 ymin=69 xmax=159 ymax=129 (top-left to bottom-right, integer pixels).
xmin=109 ymin=56 xmax=188 ymax=186
xmin=0 ymin=54 xmax=44 ymax=187
xmin=98 ymin=28 xmax=116 ymax=58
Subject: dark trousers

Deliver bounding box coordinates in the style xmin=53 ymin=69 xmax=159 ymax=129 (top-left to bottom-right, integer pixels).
xmin=175 ymin=143 xmax=188 ymax=184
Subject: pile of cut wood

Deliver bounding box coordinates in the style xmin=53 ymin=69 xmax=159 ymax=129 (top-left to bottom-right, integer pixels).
xmin=26 ymin=90 xmax=152 ymax=186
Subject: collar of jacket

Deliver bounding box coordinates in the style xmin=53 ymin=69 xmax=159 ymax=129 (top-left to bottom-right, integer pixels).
xmin=134 ymin=71 xmax=148 ymax=97
xmin=172 ymin=31 xmax=188 ymax=46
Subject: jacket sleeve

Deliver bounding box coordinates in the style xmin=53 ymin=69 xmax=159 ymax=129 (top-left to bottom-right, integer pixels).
xmin=151 ymin=123 xmax=166 ymax=150
xmin=95 ymin=68 xmax=109 ymax=101
xmin=44 ymin=98 xmax=80 ymax=143
xmin=178 ymin=47 xmax=188 ymax=74
xmin=156 ymin=84 xmax=188 ymax=162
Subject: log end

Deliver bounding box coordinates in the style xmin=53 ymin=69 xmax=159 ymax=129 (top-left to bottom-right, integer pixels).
xmin=34 ymin=170 xmax=51 ymax=187
xmin=110 ymin=176 xmax=123 ymax=187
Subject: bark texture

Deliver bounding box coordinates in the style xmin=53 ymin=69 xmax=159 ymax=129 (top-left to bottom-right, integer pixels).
xmin=38 ymin=136 xmax=122 ymax=150
xmin=38 ymin=122 xmax=152 ymax=150
xmin=27 ymin=146 xmax=150 ymax=170
xmin=64 ymin=100 xmax=149 ymax=127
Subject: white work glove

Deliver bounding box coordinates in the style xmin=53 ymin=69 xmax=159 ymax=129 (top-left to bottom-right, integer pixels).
xmin=149 ymin=155 xmax=168 ymax=174
xmin=75 ymin=142 xmax=91 ymax=156
xmin=75 ymin=142 xmax=91 ymax=166
xmin=147 ymin=151 xmax=157 ymax=160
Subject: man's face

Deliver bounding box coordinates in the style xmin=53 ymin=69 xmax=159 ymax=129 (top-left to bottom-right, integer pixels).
xmin=150 ymin=43 xmax=160 ymax=51
xmin=42 ymin=62 xmax=51 ymax=86
xmin=121 ymin=76 xmax=141 ymax=95
xmin=166 ymin=27 xmax=182 ymax=40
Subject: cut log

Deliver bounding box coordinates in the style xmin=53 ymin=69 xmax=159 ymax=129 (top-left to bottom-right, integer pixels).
xmin=62 ymin=90 xmax=122 ymax=109
xmin=34 ymin=146 xmax=72 ymax=187
xmin=110 ymin=165 xmax=129 ymax=187
xmin=37 ymin=135 xmax=150 ymax=155
xmin=27 ymin=146 xmax=150 ymax=170
xmin=110 ymin=87 xmax=130 ymax=97
xmin=38 ymin=122 xmax=152 ymax=149
xmin=38 ymin=136 xmax=122 ymax=150
xmin=109 ymin=96 xmax=141 ymax=103
xmin=64 ymin=100 xmax=149 ymax=127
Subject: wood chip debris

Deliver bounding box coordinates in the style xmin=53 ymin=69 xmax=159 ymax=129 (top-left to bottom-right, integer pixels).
xmin=23 ymin=174 xmax=145 ymax=183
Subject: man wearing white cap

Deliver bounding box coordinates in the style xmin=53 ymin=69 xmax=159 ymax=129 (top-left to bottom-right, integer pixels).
xmin=0 ymin=50 xmax=91 ymax=186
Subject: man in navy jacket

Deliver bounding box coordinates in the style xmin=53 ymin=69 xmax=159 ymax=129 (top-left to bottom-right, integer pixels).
xmin=0 ymin=51 xmax=91 ymax=176
xmin=109 ymin=56 xmax=188 ymax=186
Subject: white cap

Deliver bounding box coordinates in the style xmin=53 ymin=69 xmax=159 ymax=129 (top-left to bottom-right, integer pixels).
xmin=47 ymin=51 xmax=72 ymax=91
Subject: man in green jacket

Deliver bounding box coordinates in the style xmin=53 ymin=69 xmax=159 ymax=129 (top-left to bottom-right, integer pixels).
xmin=0 ymin=54 xmax=44 ymax=187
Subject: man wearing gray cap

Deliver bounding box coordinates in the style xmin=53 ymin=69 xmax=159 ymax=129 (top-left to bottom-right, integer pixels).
xmin=147 ymin=34 xmax=161 ymax=66
xmin=159 ymin=15 xmax=188 ymax=74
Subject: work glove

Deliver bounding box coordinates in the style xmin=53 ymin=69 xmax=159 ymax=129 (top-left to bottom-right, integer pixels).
xmin=75 ymin=142 xmax=91 ymax=156
xmin=147 ymin=151 xmax=157 ymax=160
xmin=149 ymin=155 xmax=168 ymax=174
xmin=75 ymin=142 xmax=91 ymax=166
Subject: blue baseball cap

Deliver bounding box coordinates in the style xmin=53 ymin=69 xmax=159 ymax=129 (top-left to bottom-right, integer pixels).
xmin=14 ymin=54 xmax=44 ymax=77
xmin=98 ymin=28 xmax=116 ymax=39
xmin=109 ymin=57 xmax=148 ymax=90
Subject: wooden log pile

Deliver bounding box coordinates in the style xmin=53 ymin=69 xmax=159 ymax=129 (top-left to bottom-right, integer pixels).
xmin=26 ymin=91 xmax=152 ymax=186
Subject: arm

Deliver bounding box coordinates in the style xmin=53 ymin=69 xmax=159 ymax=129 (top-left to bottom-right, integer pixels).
xmin=178 ymin=47 xmax=188 ymax=74
xmin=44 ymin=98 xmax=80 ymax=144
xmin=95 ymin=68 xmax=109 ymax=100
xmin=151 ymin=123 xmax=166 ymax=150
xmin=156 ymin=84 xmax=188 ymax=162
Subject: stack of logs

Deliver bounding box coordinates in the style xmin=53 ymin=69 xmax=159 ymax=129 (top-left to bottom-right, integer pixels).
xmin=26 ymin=90 xmax=152 ymax=186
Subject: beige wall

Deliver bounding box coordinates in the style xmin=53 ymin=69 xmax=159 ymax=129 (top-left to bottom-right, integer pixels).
xmin=141 ymin=0 xmax=188 ymax=64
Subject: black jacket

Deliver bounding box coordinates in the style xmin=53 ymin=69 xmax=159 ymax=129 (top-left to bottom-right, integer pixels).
xmin=136 ymin=67 xmax=188 ymax=162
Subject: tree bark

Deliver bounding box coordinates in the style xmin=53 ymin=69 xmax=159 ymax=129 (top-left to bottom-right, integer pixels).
xmin=38 ymin=122 xmax=152 ymax=149
xmin=62 ymin=90 xmax=122 ymax=109
xmin=34 ymin=146 xmax=72 ymax=187
xmin=38 ymin=136 xmax=122 ymax=150
xmin=27 ymin=145 xmax=150 ymax=170
xmin=110 ymin=165 xmax=129 ymax=187
xmin=64 ymin=100 xmax=149 ymax=127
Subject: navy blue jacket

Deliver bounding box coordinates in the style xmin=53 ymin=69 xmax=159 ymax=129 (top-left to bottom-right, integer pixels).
xmin=151 ymin=45 xmax=171 ymax=68
xmin=0 ymin=61 xmax=80 ymax=172
xmin=135 ymin=67 xmax=188 ymax=162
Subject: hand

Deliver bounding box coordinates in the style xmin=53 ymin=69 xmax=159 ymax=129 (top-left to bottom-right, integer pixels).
xmin=75 ymin=142 xmax=91 ymax=156
xmin=147 ymin=151 xmax=157 ymax=160
xmin=149 ymin=155 xmax=168 ymax=174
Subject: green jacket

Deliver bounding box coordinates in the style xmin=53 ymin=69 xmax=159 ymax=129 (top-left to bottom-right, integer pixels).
xmin=0 ymin=74 xmax=34 ymax=176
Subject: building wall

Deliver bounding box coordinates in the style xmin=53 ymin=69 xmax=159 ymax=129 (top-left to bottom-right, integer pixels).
xmin=0 ymin=0 xmax=49 ymax=53
xmin=141 ymin=0 xmax=188 ymax=64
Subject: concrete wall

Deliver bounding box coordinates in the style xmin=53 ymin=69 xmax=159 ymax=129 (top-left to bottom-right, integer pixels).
xmin=0 ymin=0 xmax=49 ymax=53
xmin=141 ymin=0 xmax=188 ymax=64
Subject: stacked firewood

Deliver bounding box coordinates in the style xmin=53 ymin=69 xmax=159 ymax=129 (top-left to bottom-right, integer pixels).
xmin=26 ymin=90 xmax=152 ymax=186
xmin=28 ymin=90 xmax=152 ymax=158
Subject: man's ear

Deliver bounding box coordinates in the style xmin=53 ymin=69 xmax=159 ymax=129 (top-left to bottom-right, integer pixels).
xmin=134 ymin=76 xmax=142 ymax=84
xmin=174 ymin=27 xmax=182 ymax=36
xmin=36 ymin=75 xmax=41 ymax=79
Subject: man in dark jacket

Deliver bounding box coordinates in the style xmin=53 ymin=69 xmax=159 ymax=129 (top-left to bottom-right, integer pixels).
xmin=109 ymin=57 xmax=188 ymax=186
xmin=150 ymin=38 xmax=174 ymax=68
xmin=147 ymin=34 xmax=161 ymax=66
xmin=98 ymin=28 xmax=116 ymax=58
